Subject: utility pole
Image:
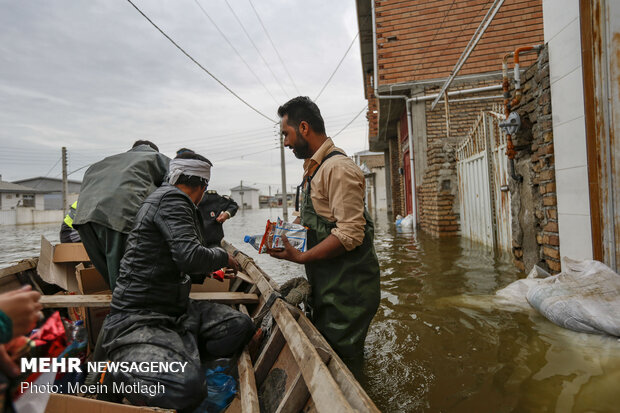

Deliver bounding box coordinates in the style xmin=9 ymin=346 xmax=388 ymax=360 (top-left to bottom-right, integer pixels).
xmin=279 ymin=131 xmax=288 ymax=221
xmin=61 ymin=147 xmax=68 ymax=212
xmin=239 ymin=180 xmax=245 ymax=211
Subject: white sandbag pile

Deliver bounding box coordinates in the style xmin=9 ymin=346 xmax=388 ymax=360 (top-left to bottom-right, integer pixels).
xmin=525 ymin=258 xmax=620 ymax=337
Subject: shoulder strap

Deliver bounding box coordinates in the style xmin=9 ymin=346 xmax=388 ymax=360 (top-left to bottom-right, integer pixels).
xmin=296 ymin=151 xmax=345 ymax=212
xmin=309 ymin=151 xmax=346 ymax=181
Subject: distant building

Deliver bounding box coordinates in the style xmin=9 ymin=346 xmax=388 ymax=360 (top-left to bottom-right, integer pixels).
xmin=0 ymin=180 xmax=46 ymax=210
xmin=274 ymin=193 xmax=294 ymax=208
xmin=0 ymin=179 xmax=63 ymax=225
xmin=354 ymin=150 xmax=387 ymax=212
xmin=230 ymin=184 xmax=260 ymax=210
xmin=12 ymin=177 xmax=81 ymax=210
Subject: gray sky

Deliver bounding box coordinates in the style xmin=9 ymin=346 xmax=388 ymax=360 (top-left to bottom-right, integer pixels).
xmin=0 ymin=0 xmax=369 ymax=195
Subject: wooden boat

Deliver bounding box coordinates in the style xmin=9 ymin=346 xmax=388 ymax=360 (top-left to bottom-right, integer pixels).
xmin=0 ymin=240 xmax=380 ymax=413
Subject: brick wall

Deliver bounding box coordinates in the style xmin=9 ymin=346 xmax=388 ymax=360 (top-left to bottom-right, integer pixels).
xmin=365 ymin=72 xmax=378 ymax=139
xmin=418 ymin=141 xmax=459 ymax=236
xmin=509 ymin=46 xmax=560 ymax=273
xmin=417 ymin=80 xmax=503 ymax=236
xmin=388 ymin=136 xmax=403 ymax=216
xmin=375 ymin=0 xmax=544 ymax=85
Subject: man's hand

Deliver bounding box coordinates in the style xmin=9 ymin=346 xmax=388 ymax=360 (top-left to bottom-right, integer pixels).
xmin=226 ymin=253 xmax=240 ymax=275
xmin=0 ymin=285 xmax=42 ymax=338
xmin=267 ymin=234 xmax=305 ymax=264
xmin=216 ymin=211 xmax=230 ymax=223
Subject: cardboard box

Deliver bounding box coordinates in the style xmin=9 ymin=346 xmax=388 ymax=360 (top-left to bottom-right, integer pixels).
xmin=190 ymin=276 xmax=230 ymax=293
xmin=75 ymin=263 xmax=108 ymax=294
xmin=74 ymin=264 xmax=111 ymax=349
xmin=45 ymin=393 xmax=167 ymax=412
xmin=52 ymin=243 xmax=91 ymax=263
xmin=37 ymin=237 xmax=88 ymax=292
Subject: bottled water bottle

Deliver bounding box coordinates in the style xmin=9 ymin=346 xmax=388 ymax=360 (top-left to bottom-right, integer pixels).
xmin=244 ymin=235 xmax=263 ymax=252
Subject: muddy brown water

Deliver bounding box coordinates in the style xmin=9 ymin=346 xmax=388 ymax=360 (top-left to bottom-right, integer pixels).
xmin=2 ymin=209 xmax=620 ymax=412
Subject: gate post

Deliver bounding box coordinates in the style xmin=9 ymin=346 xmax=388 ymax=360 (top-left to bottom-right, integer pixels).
xmin=484 ymin=113 xmax=499 ymax=250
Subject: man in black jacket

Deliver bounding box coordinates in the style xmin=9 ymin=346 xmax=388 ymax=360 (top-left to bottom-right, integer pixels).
xmin=176 ymin=148 xmax=239 ymax=247
xmin=198 ymin=190 xmax=238 ymax=246
xmin=99 ymin=151 xmax=255 ymax=411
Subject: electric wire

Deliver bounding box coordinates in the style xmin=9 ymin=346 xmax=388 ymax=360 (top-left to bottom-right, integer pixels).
xmin=28 ymin=156 xmax=62 ymax=188
xmin=247 ymin=0 xmax=300 ymax=95
xmin=192 ymin=0 xmax=280 ymax=107
xmin=314 ymin=32 xmax=360 ymax=101
xmin=125 ymin=0 xmax=276 ymax=123
xmin=213 ymin=145 xmax=279 ymax=162
xmin=223 ymin=0 xmax=290 ymax=99
xmin=332 ymin=105 xmax=367 ymax=138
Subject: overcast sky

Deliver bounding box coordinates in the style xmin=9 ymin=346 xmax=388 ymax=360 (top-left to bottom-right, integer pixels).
xmin=0 ymin=0 xmax=369 ymax=195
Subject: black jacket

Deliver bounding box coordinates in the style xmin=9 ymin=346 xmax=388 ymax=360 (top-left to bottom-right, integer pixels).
xmin=198 ymin=191 xmax=239 ymax=246
xmin=111 ymin=184 xmax=228 ymax=317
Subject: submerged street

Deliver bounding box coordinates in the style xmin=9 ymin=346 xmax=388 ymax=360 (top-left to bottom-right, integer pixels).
xmin=3 ymin=208 xmax=619 ymax=412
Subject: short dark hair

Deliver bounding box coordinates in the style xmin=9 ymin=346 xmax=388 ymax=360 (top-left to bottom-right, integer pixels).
xmin=277 ymin=96 xmax=325 ymax=135
xmin=132 ymin=140 xmax=159 ymax=151
xmin=173 ymin=151 xmax=212 ymax=189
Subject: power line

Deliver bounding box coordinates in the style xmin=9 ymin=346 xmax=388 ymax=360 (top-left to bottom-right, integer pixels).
xmin=315 ymin=32 xmax=359 ymax=101
xmin=125 ymin=0 xmax=276 ymax=123
xmin=223 ymin=0 xmax=290 ymax=99
xmin=247 ymin=0 xmax=300 ymax=95
xmin=192 ymin=0 xmax=280 ymax=107
xmin=332 ymin=105 xmax=367 ymax=138
xmin=67 ymin=162 xmax=93 ymax=177
xmin=213 ymin=145 xmax=279 ymax=162
xmin=29 ymin=156 xmax=62 ymax=188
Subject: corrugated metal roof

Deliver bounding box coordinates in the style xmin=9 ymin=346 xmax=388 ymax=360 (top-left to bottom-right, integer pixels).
xmin=0 ymin=181 xmax=47 ymax=193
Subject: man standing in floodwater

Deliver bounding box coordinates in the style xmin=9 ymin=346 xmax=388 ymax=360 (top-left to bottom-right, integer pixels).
xmin=268 ymin=96 xmax=381 ymax=374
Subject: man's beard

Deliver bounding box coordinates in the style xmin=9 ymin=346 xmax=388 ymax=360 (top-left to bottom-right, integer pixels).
xmin=292 ymin=128 xmax=311 ymax=159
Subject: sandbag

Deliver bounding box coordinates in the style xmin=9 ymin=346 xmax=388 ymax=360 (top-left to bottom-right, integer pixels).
xmin=526 ymin=258 xmax=620 ymax=337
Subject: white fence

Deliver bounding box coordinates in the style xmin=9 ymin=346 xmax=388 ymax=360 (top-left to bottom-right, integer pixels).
xmin=456 ymin=106 xmax=512 ymax=251
xmin=0 ymin=209 xmax=63 ymax=226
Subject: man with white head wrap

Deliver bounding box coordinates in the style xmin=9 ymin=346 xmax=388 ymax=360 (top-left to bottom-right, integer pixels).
xmin=98 ymin=151 xmax=255 ymax=410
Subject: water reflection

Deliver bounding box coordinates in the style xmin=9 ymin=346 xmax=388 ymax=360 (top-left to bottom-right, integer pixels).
xmin=365 ymin=215 xmax=620 ymax=413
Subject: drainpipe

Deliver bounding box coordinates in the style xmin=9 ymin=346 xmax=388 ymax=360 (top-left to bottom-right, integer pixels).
xmin=372 ymin=0 xmax=417 ymax=226
xmin=502 ymin=45 xmax=543 ymax=182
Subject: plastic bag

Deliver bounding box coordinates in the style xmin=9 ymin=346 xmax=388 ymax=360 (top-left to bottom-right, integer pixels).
xmin=248 ymin=218 xmax=308 ymax=254
xmin=526 ymin=258 xmax=620 ymax=336
xmin=203 ymin=365 xmax=237 ymax=412
xmin=395 ymin=214 xmax=414 ymax=232
xmin=272 ymin=218 xmax=307 ymax=252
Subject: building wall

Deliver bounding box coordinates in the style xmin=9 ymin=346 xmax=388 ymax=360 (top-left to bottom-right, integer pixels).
xmin=387 ymin=136 xmax=403 ymax=216
xmin=231 ymin=190 xmax=260 ymax=210
xmin=510 ymin=46 xmax=561 ymax=273
xmin=542 ymin=0 xmax=592 ymax=261
xmin=0 ymin=208 xmax=63 ymax=226
xmin=417 ymin=79 xmax=505 ymax=236
xmin=0 ymin=193 xmax=19 ymax=210
xmin=374 ymin=0 xmax=544 ymax=84
xmin=0 ymin=193 xmax=44 ymax=210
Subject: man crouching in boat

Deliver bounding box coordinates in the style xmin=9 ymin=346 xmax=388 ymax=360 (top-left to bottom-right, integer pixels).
xmin=98 ymin=151 xmax=255 ymax=411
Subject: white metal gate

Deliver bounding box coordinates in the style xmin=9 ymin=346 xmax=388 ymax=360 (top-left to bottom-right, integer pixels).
xmin=456 ymin=106 xmax=512 ymax=251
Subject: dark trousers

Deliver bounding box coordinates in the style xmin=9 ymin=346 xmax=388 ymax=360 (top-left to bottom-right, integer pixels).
xmin=76 ymin=222 xmax=127 ymax=291
xmin=101 ymin=301 xmax=255 ymax=411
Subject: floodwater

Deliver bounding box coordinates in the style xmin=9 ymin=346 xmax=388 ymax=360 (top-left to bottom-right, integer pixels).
xmin=2 ymin=209 xmax=620 ymax=412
